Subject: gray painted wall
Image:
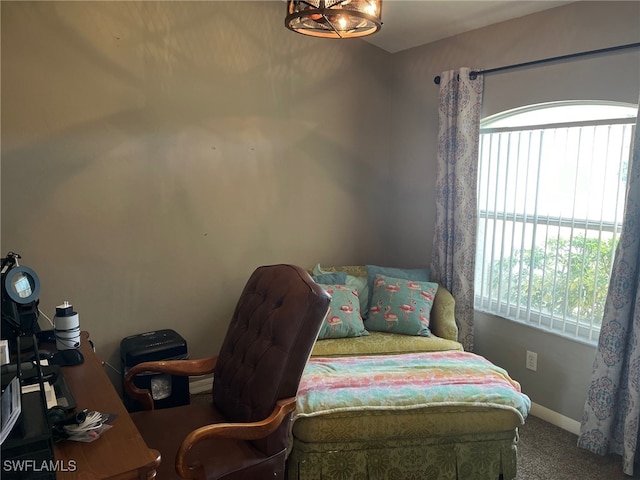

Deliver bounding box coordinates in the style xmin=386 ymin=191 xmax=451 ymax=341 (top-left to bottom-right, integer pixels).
xmin=390 ymin=1 xmax=640 ymax=422
xmin=1 ymin=1 xmax=395 ymax=387
xmin=2 ymin=0 xmax=639 ymax=418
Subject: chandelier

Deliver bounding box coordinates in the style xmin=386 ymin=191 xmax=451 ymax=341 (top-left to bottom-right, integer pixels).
xmin=285 ymin=1 xmax=383 ymax=39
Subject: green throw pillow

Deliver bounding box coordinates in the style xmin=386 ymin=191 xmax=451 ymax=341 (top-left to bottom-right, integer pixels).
xmin=365 ymin=274 xmax=438 ymax=336
xmin=317 ymin=284 xmax=369 ymax=339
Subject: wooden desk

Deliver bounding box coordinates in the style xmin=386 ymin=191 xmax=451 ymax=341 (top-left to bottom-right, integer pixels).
xmin=53 ymin=332 xmax=160 ymax=479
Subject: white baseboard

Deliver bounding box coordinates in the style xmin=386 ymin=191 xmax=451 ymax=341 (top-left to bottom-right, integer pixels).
xmin=530 ymin=402 xmax=581 ymax=435
xmin=189 ymin=374 xmax=213 ymax=394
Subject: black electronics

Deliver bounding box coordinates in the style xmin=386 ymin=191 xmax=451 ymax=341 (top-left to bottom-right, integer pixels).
xmin=47 ymin=406 xmax=86 ymax=427
xmin=1 ymin=252 xmax=41 ymax=349
xmin=47 ymin=407 xmax=87 ymax=440
xmin=120 ymin=329 xmax=189 ymax=412
xmin=5 ymin=364 xmax=77 ymax=412
xmin=1 ymin=337 xmax=55 ymax=480
xmin=35 ymin=330 xmax=84 ymax=366
xmin=35 ymin=330 xmax=56 ymax=345
xmin=49 ymin=349 xmax=84 ymax=367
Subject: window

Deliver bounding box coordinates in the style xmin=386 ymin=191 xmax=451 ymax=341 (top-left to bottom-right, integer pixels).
xmin=474 ymin=101 xmax=637 ymax=343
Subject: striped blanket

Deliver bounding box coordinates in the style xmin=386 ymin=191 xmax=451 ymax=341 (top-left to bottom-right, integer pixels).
xmin=295 ymin=351 xmax=531 ymax=423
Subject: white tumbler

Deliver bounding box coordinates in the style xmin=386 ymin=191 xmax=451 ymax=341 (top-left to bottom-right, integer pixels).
xmin=54 ymin=301 xmax=81 ymax=350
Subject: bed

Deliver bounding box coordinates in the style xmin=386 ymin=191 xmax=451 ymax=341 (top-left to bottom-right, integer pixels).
xmin=285 ymin=265 xmax=531 ymax=480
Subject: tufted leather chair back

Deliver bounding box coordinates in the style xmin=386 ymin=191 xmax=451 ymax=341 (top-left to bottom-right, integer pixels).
xmin=212 ymin=264 xmax=330 ymax=457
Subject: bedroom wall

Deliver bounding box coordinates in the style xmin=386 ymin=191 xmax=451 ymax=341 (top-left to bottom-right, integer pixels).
xmin=390 ymin=1 xmax=640 ymax=423
xmin=2 ymin=0 xmax=638 ymax=421
xmin=0 ymin=1 xmax=394 ymax=386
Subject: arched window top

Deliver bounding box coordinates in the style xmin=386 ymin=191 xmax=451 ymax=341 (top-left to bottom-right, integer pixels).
xmin=482 ymin=100 xmax=638 ymax=129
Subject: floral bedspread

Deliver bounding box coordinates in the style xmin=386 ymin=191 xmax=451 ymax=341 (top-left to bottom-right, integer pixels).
xmin=295 ymin=351 xmax=531 ymax=423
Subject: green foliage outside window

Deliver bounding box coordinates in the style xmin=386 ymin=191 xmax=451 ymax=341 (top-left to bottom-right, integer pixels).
xmin=489 ymin=235 xmax=618 ymax=327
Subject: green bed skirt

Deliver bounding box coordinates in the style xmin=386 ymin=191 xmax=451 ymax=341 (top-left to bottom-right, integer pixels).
xmin=287 ymin=430 xmax=518 ymax=480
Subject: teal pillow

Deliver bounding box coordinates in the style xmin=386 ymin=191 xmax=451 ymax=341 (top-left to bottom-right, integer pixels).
xmin=365 ymin=274 xmax=438 ymax=336
xmin=317 ymin=284 xmax=369 ymax=339
xmin=312 ymin=265 xmax=369 ymax=319
xmin=345 ymin=275 xmax=369 ymax=319
xmin=312 ymin=272 xmax=347 ymax=285
xmin=366 ymin=265 xmax=430 ymax=311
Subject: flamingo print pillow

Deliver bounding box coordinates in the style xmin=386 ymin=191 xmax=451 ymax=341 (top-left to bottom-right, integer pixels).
xmin=317 ymin=284 xmax=369 ymax=339
xmin=365 ymin=274 xmax=439 ymax=336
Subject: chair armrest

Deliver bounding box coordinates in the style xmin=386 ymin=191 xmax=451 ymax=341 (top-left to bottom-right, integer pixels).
xmin=123 ymin=356 xmax=218 ymax=411
xmin=175 ymin=397 xmax=297 ymax=479
xmin=430 ymin=286 xmax=459 ymax=342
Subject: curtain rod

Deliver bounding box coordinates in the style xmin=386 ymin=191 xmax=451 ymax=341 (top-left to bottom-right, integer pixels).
xmin=433 ymin=42 xmax=640 ymax=85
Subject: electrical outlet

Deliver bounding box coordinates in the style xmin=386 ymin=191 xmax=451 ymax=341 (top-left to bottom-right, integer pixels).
xmin=526 ymin=351 xmax=538 ymax=371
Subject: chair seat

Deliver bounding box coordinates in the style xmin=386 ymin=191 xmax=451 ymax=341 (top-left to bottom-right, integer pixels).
xmin=132 ymin=403 xmax=286 ymax=480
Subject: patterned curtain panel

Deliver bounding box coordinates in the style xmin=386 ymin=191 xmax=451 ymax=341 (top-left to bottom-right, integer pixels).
xmin=578 ymin=97 xmax=640 ymax=476
xmin=430 ymin=68 xmax=484 ymax=352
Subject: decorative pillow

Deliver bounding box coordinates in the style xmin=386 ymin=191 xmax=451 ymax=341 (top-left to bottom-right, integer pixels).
xmin=312 ymin=272 xmax=347 ymax=285
xmin=312 ymin=264 xmax=370 ymax=318
xmin=366 ymin=265 xmax=430 ymax=311
xmin=311 ymin=264 xmax=367 ymax=278
xmin=317 ymin=284 xmax=369 ymax=339
xmin=365 ymin=274 xmax=438 ymax=336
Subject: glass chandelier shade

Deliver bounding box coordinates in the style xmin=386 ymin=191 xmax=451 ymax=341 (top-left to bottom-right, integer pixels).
xmin=285 ymin=1 xmax=383 ymax=39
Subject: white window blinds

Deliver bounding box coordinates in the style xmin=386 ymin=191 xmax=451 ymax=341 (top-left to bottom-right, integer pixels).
xmin=474 ymin=102 xmax=636 ymax=343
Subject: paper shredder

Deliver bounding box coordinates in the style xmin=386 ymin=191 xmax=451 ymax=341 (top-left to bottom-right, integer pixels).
xmin=120 ymin=329 xmax=190 ymax=412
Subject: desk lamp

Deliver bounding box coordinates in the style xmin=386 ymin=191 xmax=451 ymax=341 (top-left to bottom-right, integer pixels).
xmin=1 ymin=252 xmax=41 ymax=351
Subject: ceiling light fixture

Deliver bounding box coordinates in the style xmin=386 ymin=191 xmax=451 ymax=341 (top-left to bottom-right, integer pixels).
xmin=285 ymin=1 xmax=382 ymax=39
